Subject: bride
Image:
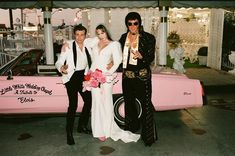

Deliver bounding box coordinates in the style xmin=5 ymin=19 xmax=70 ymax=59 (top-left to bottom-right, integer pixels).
xmin=86 ymin=24 xmax=140 ymax=143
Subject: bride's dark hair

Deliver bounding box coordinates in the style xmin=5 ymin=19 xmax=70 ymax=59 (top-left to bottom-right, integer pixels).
xmin=96 ymin=24 xmax=113 ymax=41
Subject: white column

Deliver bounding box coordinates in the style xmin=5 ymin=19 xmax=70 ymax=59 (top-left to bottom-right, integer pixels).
xmin=14 ymin=19 xmax=23 ymax=51
xmin=43 ymin=7 xmax=54 ymax=64
xmin=158 ymin=6 xmax=168 ymax=66
xmin=89 ymin=8 xmax=109 ymax=37
xmin=67 ymin=25 xmax=72 ymax=40
xmin=207 ymin=9 xmax=224 ymax=70
xmin=141 ymin=8 xmax=152 ymax=33
xmin=81 ymin=11 xmax=89 ymax=36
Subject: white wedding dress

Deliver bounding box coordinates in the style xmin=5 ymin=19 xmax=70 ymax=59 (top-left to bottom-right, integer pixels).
xmin=86 ymin=38 xmax=140 ymax=143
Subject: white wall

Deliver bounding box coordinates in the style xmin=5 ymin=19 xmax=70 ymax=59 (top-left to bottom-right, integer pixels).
xmin=89 ymin=8 xmax=109 ymax=37
xmin=109 ymin=8 xmax=128 ymax=41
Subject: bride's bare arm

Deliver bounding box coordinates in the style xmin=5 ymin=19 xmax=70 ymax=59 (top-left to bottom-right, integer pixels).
xmin=61 ymin=42 xmax=70 ymax=52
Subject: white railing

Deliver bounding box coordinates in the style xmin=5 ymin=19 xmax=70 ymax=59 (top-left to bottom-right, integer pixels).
xmin=222 ymin=55 xmax=235 ymax=70
xmin=0 ymin=52 xmax=17 ymax=67
xmin=0 ymin=33 xmax=45 ymax=68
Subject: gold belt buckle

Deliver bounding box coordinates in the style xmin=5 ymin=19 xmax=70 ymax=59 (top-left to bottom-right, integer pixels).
xmin=139 ymin=68 xmax=148 ymax=77
xmin=125 ymin=70 xmax=135 ymax=78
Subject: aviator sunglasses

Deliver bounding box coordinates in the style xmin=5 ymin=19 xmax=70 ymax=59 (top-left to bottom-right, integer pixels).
xmin=127 ymin=22 xmax=139 ymax=26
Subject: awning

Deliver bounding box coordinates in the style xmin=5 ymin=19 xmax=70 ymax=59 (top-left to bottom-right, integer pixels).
xmin=0 ymin=0 xmax=234 ymax=9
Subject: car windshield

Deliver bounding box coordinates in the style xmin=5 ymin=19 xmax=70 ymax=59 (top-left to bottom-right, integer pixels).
xmin=0 ymin=50 xmax=43 ymax=76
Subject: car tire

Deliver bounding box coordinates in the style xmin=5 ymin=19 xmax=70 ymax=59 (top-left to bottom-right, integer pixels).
xmin=113 ymin=95 xmax=142 ymax=126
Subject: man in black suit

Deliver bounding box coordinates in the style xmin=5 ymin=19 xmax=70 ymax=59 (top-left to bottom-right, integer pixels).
xmin=55 ymin=24 xmax=92 ymax=145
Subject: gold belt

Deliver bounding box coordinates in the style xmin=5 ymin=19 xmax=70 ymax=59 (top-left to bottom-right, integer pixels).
xmin=124 ymin=68 xmax=148 ymax=79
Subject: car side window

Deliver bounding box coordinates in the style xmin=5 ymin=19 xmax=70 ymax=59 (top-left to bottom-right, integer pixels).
xmin=18 ymin=52 xmax=37 ymax=65
xmin=19 ymin=55 xmax=32 ymax=65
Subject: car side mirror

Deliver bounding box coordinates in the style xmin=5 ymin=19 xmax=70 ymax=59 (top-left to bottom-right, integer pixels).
xmin=7 ymin=70 xmax=13 ymax=80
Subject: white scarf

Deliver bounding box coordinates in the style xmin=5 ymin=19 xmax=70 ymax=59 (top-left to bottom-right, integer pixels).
xmin=122 ymin=32 xmax=139 ymax=68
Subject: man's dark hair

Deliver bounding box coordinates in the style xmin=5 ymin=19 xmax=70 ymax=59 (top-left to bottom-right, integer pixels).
xmin=73 ymin=24 xmax=87 ymax=35
xmin=125 ymin=12 xmax=142 ymax=28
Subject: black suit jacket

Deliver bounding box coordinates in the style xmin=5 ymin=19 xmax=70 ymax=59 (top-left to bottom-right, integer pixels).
xmin=119 ymin=31 xmax=156 ymax=71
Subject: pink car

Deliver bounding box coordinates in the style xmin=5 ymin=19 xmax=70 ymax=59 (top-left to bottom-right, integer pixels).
xmin=0 ymin=72 xmax=203 ymax=125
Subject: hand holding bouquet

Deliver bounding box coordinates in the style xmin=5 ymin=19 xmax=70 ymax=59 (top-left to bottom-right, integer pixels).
xmin=82 ymin=69 xmax=106 ymax=92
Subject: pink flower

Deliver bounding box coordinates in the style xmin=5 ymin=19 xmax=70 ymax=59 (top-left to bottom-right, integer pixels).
xmin=82 ymin=81 xmax=92 ymax=92
xmin=93 ymin=69 xmax=103 ymax=79
xmin=84 ymin=73 xmax=91 ymax=81
xmin=95 ymin=68 xmax=102 ymax=73
xmin=100 ymin=76 xmax=106 ymax=83
xmin=90 ymin=79 xmax=99 ymax=88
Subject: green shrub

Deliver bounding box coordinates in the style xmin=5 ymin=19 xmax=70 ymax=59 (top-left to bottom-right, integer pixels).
xmin=167 ymin=55 xmax=206 ymax=68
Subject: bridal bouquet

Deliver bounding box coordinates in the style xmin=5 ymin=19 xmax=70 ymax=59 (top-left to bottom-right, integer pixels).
xmin=82 ymin=69 xmax=107 ymax=92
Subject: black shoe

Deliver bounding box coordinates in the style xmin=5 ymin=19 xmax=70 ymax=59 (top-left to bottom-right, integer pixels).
xmin=67 ymin=133 xmax=75 ymax=145
xmin=144 ymin=142 xmax=153 ymax=147
xmin=125 ymin=121 xmax=140 ymax=133
xmin=77 ymin=127 xmax=92 ymax=134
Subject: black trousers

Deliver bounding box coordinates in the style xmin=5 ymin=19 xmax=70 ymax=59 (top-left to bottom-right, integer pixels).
xmin=122 ymin=74 xmax=157 ymax=145
xmin=65 ymin=70 xmax=92 ymax=132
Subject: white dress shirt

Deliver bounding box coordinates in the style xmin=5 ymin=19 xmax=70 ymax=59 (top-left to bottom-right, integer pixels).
xmin=74 ymin=42 xmax=88 ymax=71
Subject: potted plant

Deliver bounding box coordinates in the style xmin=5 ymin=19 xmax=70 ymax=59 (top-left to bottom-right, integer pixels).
xmin=167 ymin=31 xmax=181 ymax=44
xmin=167 ymin=31 xmax=181 ymax=49
xmin=197 ymin=47 xmax=208 ymax=65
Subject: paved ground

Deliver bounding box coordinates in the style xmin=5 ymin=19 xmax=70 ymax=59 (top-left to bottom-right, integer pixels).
xmin=186 ymin=68 xmax=235 ymax=94
xmin=0 ymin=67 xmax=235 ymax=156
